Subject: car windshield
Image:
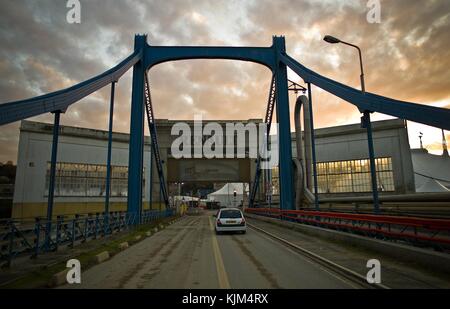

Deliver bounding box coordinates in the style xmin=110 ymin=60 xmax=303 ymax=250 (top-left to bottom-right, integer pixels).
xmin=220 ymin=210 xmax=242 ymax=219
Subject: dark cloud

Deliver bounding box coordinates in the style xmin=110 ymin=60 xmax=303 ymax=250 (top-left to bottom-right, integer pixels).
xmin=0 ymin=0 xmax=449 ymax=162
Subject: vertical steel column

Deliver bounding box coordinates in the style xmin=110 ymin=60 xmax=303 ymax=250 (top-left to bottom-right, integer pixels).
xmin=127 ymin=35 xmax=147 ymax=225
xmin=45 ymin=110 xmax=61 ymax=250
xmin=105 ymin=81 xmax=116 ymax=229
xmin=362 ymin=111 xmax=380 ymax=213
xmin=273 ymin=37 xmax=294 ymax=211
xmin=149 ymin=139 xmax=153 ymax=211
xmin=307 ymin=83 xmax=320 ymax=210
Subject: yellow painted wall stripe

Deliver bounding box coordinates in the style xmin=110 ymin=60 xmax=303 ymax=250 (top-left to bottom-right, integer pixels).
xmin=208 ymin=216 xmax=231 ymax=289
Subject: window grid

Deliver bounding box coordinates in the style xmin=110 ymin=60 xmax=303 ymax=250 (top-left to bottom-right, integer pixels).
xmin=45 ymin=162 xmax=144 ymax=197
xmin=317 ymin=157 xmax=394 ymax=193
xmin=271 ymin=157 xmax=394 ymax=195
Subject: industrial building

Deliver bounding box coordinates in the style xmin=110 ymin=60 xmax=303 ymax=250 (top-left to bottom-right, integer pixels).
xmin=11 ymin=118 xmax=445 ymax=219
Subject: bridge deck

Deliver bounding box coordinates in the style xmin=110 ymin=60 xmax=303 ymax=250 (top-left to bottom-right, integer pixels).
xmin=61 ymin=211 xmax=449 ymax=289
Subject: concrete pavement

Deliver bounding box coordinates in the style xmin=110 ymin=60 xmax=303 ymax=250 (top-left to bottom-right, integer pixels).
xmin=63 ymin=212 xmax=354 ymax=289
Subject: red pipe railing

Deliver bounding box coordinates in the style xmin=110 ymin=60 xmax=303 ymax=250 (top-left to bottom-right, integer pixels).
xmin=245 ymin=208 xmax=450 ymax=246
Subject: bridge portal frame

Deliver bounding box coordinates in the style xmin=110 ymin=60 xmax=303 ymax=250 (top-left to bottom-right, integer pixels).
xmin=127 ymin=34 xmax=295 ymax=221
xmin=1 ymin=33 xmax=449 ymax=229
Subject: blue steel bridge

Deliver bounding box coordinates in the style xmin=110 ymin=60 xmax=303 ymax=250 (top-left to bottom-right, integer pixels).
xmin=0 ymin=35 xmax=449 ymax=289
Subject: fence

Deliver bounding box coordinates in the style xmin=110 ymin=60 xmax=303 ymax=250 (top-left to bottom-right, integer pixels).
xmin=245 ymin=208 xmax=450 ymax=249
xmin=0 ymin=209 xmax=174 ymax=266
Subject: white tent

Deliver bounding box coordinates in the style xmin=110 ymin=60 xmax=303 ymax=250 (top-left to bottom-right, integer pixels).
xmin=207 ymin=183 xmax=245 ymax=208
xmin=411 ymin=149 xmax=450 ymax=191
xmin=416 ymin=178 xmax=450 ymax=193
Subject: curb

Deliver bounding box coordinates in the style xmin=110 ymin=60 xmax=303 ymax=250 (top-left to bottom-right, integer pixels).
xmin=95 ymin=251 xmax=110 ymax=264
xmin=118 ymin=242 xmax=129 ymax=250
xmin=48 ymin=269 xmax=69 ymax=288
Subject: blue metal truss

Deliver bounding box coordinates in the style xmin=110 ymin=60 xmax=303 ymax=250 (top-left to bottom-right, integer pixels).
xmin=144 ymin=72 xmax=169 ymax=207
xmin=0 ymin=34 xmax=448 ymax=218
xmin=127 ymin=35 xmax=295 ymax=211
xmin=249 ymin=74 xmax=276 ymax=207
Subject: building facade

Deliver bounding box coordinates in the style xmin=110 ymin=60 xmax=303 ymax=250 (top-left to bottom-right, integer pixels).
xmin=12 ymin=119 xmax=260 ymax=219
xmin=13 ymin=118 xmax=416 ymax=219
xmin=270 ymin=119 xmax=416 ymax=198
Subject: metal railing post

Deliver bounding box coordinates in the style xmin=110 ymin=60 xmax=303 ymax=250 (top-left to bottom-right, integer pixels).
xmin=94 ymin=213 xmax=99 ymax=239
xmin=71 ymin=217 xmax=77 ymax=248
xmin=83 ymin=216 xmax=89 ymax=242
xmin=34 ymin=218 xmax=41 ymax=258
xmin=56 ymin=216 xmax=62 ymax=251
xmin=8 ymin=222 xmax=15 ymax=266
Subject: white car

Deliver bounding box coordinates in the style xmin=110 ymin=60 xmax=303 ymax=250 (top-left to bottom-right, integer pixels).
xmin=214 ymin=208 xmax=246 ymax=234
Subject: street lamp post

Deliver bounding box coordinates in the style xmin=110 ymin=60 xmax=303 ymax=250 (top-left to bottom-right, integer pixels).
xmin=323 ymin=35 xmax=380 ymax=213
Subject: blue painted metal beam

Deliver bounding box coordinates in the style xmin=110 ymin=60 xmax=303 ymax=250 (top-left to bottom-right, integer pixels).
xmin=0 ymin=51 xmax=140 ymax=126
xmin=105 ymin=81 xmax=116 ymax=226
xmin=362 ymin=111 xmax=380 ymax=213
xmin=280 ymin=54 xmax=450 ymax=130
xmin=45 ymin=110 xmax=61 ymax=250
xmin=274 ymin=37 xmax=294 ymax=211
xmin=145 ymin=45 xmax=276 ymax=71
xmin=127 ymin=35 xmax=147 ymax=225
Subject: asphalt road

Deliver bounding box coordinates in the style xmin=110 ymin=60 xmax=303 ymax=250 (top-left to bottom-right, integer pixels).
xmin=63 ymin=212 xmax=355 ymax=289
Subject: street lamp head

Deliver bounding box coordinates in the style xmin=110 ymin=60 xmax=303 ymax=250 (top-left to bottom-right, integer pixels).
xmin=323 ymin=35 xmax=341 ymax=44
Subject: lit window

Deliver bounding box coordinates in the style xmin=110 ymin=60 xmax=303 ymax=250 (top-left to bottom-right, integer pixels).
xmin=45 ymin=162 xmax=145 ymax=197
xmin=270 ymin=157 xmax=395 ymax=196
xmin=316 ymin=157 xmax=394 ymax=193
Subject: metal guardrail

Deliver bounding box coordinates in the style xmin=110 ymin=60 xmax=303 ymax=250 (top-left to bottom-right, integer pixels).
xmin=0 ymin=209 xmax=174 ymax=266
xmin=245 ymin=208 xmax=450 ymax=248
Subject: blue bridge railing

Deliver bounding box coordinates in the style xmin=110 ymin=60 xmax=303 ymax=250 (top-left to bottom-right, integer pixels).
xmin=0 ymin=209 xmax=175 ymax=267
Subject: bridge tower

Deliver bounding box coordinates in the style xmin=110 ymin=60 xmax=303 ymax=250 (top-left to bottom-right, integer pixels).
xmin=273 ymin=36 xmax=294 ymax=210
xmin=127 ymin=34 xmax=147 ymax=223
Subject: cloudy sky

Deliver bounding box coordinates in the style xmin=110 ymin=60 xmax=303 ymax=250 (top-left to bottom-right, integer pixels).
xmin=0 ymin=0 xmax=449 ymax=163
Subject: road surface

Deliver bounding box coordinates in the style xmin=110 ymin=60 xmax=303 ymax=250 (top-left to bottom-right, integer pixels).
xmin=64 ymin=212 xmax=355 ymax=289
